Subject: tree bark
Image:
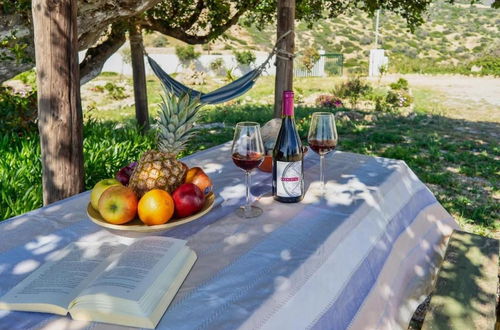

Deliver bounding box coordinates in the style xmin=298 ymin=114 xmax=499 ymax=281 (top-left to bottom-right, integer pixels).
xmin=274 ymin=0 xmax=295 ymax=118
xmin=129 ymin=24 xmax=150 ymax=132
xmin=32 ymin=0 xmax=84 ymax=205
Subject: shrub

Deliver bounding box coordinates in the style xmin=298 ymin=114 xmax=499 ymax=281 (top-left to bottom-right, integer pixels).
xmin=95 ymin=82 xmax=128 ymax=100
xmin=333 ymin=76 xmax=372 ymax=109
xmin=325 ymin=60 xmax=342 ymax=76
xmin=468 ymin=56 xmax=500 ymax=76
xmin=385 ymin=90 xmax=413 ymax=108
xmin=233 ymin=50 xmax=256 ymax=66
xmin=0 ymin=86 xmax=37 ymax=134
xmin=99 ymin=71 xmax=119 ymax=77
xmin=315 ymin=94 xmax=344 ymax=108
xmin=389 ymin=78 xmax=409 ymax=91
xmin=175 ymin=45 xmax=200 ymax=63
xmin=299 ymin=47 xmax=321 ymax=72
xmin=359 ymin=36 xmax=372 ymax=45
xmin=14 ymin=69 xmax=36 ymax=88
xmin=209 ymin=58 xmax=225 ymax=74
xmin=152 ymin=35 xmax=168 ymax=48
xmin=120 ymin=47 xmax=131 ymax=64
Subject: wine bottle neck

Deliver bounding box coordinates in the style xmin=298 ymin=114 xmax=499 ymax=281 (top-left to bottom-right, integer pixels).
xmin=282 ymin=90 xmax=294 ymax=117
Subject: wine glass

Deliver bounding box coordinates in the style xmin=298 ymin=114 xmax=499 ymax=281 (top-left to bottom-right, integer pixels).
xmin=307 ymin=112 xmax=338 ymax=196
xmin=231 ymin=122 xmax=265 ymax=218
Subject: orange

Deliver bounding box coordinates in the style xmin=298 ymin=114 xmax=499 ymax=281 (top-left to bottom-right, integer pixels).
xmin=138 ymin=189 xmax=175 ymax=226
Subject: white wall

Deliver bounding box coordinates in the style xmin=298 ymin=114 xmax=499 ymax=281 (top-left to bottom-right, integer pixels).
xmin=80 ymin=49 xmax=330 ymax=78
xmin=84 ymin=51 xmax=277 ymax=77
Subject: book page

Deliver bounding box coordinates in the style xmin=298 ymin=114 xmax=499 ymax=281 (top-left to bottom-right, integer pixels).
xmin=0 ymin=242 xmax=126 ymax=311
xmin=76 ymin=237 xmax=186 ymax=302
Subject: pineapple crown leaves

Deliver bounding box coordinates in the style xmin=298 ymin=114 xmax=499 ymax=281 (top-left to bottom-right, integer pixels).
xmin=157 ymin=89 xmax=204 ymax=156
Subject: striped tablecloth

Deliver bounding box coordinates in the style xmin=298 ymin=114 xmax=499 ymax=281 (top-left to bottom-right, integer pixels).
xmin=0 ymin=142 xmax=459 ymax=330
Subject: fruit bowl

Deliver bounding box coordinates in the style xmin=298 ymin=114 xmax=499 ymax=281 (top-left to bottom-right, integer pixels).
xmin=87 ymin=192 xmax=216 ymax=233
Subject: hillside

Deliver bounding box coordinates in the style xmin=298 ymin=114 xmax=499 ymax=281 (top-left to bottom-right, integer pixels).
xmin=143 ymin=1 xmax=499 ymax=75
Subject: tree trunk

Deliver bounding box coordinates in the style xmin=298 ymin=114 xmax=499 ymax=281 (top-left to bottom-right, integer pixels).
xmin=274 ymin=0 xmax=295 ymax=118
xmin=129 ymin=24 xmax=150 ymax=132
xmin=32 ymin=0 xmax=85 ymax=205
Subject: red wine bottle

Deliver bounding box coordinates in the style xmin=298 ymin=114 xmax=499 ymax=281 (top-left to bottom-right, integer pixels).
xmin=272 ymin=91 xmax=304 ymax=203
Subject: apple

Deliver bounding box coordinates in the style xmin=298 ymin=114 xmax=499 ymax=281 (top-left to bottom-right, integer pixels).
xmin=98 ymin=186 xmax=138 ymax=224
xmin=90 ymin=178 xmax=122 ymax=210
xmin=185 ymin=167 xmax=213 ymax=196
xmin=115 ymin=161 xmax=137 ymax=185
xmin=172 ymin=183 xmax=205 ymax=218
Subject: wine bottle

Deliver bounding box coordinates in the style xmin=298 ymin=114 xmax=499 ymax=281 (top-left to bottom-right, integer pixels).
xmin=272 ymin=91 xmax=304 ymax=203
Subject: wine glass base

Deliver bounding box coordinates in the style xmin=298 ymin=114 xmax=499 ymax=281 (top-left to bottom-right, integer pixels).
xmin=236 ymin=205 xmax=263 ymax=218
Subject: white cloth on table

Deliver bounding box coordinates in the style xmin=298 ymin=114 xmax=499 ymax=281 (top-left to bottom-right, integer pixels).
xmin=0 ymin=142 xmax=459 ymax=329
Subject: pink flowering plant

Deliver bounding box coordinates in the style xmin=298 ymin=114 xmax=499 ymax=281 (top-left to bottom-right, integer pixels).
xmin=315 ymin=94 xmax=344 ymax=109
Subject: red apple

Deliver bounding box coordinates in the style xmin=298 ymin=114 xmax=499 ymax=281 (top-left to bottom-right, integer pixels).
xmin=98 ymin=186 xmax=138 ymax=224
xmin=185 ymin=167 xmax=213 ymax=196
xmin=115 ymin=161 xmax=137 ymax=186
xmin=172 ymin=183 xmax=205 ymax=218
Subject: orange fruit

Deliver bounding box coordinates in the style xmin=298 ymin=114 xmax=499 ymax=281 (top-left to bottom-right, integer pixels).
xmin=138 ymin=189 xmax=175 ymax=226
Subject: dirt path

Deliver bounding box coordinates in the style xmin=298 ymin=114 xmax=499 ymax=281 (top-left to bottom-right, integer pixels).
xmin=381 ymin=74 xmax=500 ymax=122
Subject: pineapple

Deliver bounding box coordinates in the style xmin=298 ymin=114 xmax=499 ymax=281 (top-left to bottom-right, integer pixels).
xmin=129 ymin=92 xmax=202 ymax=197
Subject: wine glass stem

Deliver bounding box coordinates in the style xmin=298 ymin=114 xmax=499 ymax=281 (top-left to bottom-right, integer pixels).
xmin=245 ymin=171 xmax=251 ymax=215
xmin=320 ymin=154 xmax=325 ymax=195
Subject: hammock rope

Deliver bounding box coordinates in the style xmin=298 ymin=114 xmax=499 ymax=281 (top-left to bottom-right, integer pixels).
xmin=145 ymin=31 xmax=293 ymax=104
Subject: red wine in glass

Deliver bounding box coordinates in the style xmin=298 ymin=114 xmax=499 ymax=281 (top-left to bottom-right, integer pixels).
xmin=307 ymin=112 xmax=338 ymax=196
xmin=232 ymin=152 xmax=264 ymax=171
xmin=231 ymin=122 xmax=265 ymax=218
xmin=308 ymin=139 xmax=337 ymax=155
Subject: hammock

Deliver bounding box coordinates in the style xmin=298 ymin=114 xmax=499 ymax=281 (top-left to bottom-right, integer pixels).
xmin=146 ymin=31 xmax=293 ymax=104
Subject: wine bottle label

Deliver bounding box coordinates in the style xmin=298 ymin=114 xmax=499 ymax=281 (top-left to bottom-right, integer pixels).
xmin=276 ymin=161 xmax=303 ymax=198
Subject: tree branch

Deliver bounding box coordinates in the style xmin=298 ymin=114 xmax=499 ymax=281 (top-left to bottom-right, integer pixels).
xmin=180 ymin=0 xmax=205 ymax=30
xmin=79 ymin=24 xmax=127 ymax=84
xmin=139 ymin=6 xmax=246 ymax=45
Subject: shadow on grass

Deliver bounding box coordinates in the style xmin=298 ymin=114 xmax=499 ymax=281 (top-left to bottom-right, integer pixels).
xmin=200 ymin=104 xmax=499 ymax=236
xmin=410 ymin=231 xmax=499 ymax=329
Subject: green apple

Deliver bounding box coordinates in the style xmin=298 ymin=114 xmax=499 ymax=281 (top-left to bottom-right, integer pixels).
xmin=90 ymin=178 xmax=122 ymax=210
xmin=98 ymin=186 xmax=138 ymax=224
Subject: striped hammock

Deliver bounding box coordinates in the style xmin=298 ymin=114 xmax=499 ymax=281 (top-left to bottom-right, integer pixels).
xmin=147 ymin=54 xmax=273 ymax=104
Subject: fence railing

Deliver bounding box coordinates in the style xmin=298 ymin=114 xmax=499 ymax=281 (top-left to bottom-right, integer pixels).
xmin=293 ymin=53 xmax=343 ymax=77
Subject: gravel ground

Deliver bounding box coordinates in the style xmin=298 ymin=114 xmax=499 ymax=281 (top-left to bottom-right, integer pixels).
xmin=380 ymin=74 xmax=500 ymax=122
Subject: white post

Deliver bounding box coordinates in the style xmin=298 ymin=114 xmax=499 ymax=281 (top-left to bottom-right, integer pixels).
xmin=374 ymin=10 xmax=380 ymax=48
xmin=318 ymin=49 xmax=325 ymax=77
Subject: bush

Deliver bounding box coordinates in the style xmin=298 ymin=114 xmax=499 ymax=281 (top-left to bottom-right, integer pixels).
xmin=468 ymin=56 xmax=500 ymax=76
xmin=209 ymin=58 xmax=225 ymax=74
xmin=92 ymin=82 xmax=128 ymax=100
xmin=386 ymin=90 xmax=413 ymax=108
xmin=0 ymin=86 xmax=38 ymax=134
xmin=389 ymin=78 xmax=409 ymax=91
xmin=175 ymin=45 xmax=200 ymax=62
xmin=333 ymin=76 xmax=372 ymax=109
xmin=325 ymin=60 xmax=342 ymax=76
xmin=233 ymin=50 xmax=256 ymax=66
xmin=315 ymin=94 xmax=344 ymax=108
xmin=14 ymin=69 xmax=36 ymax=88
xmin=359 ymin=36 xmax=372 ymax=45
xmin=0 ymin=121 xmax=156 ymax=221
xmin=152 ymin=35 xmax=169 ymax=48
xmin=299 ymin=47 xmax=320 ymax=72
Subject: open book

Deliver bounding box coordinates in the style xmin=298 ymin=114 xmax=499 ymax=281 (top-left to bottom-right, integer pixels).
xmin=0 ymin=236 xmax=196 ymax=328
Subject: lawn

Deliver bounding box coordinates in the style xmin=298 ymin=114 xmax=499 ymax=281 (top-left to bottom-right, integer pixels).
xmin=1 ymin=74 xmax=498 ymax=238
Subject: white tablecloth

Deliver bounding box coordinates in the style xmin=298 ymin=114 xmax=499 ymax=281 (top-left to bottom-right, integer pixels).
xmin=0 ymin=142 xmax=459 ymax=329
